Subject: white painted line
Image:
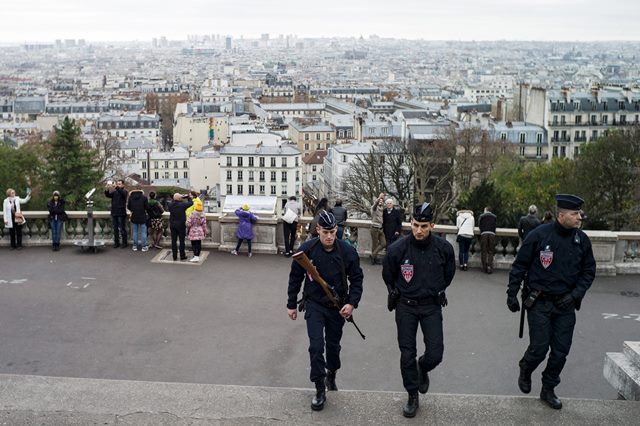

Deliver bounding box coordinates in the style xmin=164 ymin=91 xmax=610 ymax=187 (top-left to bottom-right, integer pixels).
xmin=82 ymin=283 xmax=91 ymax=289
xmin=9 ymin=279 xmax=27 ymax=284
xmin=81 ymin=277 xmax=96 ymax=280
xmin=66 ymin=282 xmax=73 ymax=287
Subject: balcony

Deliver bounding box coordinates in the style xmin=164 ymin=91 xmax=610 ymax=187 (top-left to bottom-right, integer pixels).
xmin=551 ymin=137 xmax=571 ymax=143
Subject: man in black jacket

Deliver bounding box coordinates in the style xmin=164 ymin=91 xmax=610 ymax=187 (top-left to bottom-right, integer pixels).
xmin=507 ymin=194 xmax=596 ymax=410
xmin=168 ymin=193 xmax=193 ymax=261
xmin=383 ymin=203 xmax=456 ymax=418
xmin=127 ymin=189 xmax=149 ymax=252
xmin=518 ymin=204 xmax=541 ymax=242
xmin=287 ymin=211 xmax=363 ymax=412
xmin=383 ymin=198 xmax=403 ymax=247
xmin=329 ymin=200 xmax=347 ymax=240
xmin=478 ymin=207 xmax=497 ymax=274
xmin=105 ymin=179 xmax=129 ymax=248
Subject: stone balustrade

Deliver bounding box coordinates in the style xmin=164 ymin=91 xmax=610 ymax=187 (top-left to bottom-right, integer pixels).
xmin=1 ymin=211 xmax=638 ymax=275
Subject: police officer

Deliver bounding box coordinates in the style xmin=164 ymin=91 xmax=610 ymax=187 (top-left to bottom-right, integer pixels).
xmin=507 ymin=194 xmax=596 ymax=410
xmin=382 ymin=203 xmax=456 ymax=418
xmin=287 ymin=211 xmax=364 ymax=411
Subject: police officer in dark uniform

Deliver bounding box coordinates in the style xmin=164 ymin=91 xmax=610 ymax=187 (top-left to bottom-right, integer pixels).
xmin=382 ymin=203 xmax=456 ymax=418
xmin=507 ymin=194 xmax=596 ymax=410
xmin=287 ymin=211 xmax=364 ymax=411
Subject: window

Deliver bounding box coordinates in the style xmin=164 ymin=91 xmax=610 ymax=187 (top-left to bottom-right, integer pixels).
xmin=249 ymin=157 xmax=254 ymax=166
xmin=326 ymin=133 xmax=331 ymax=140
xmin=575 ymin=131 xmax=580 ymax=140
xmin=295 ymin=157 xmax=299 ymax=167
xmin=248 ymin=171 xmax=254 ymax=181
xmin=281 ymin=185 xmax=287 ymax=194
xmin=237 ymin=185 xmax=243 ymax=195
xmin=259 ymin=185 xmax=265 ymax=195
xmin=560 ymin=146 xmax=566 ymax=157
xmin=296 ymin=171 xmax=300 ymax=181
xmin=536 ymin=146 xmax=542 ymax=156
xmin=281 ymin=157 xmax=287 ymax=167
xmin=270 ymin=171 xmax=276 ymax=181
xmin=553 ymin=146 xmax=558 ymax=157
xmin=574 ymin=146 xmax=579 ymax=157
xmin=591 ymin=115 xmax=597 ymax=125
xmin=519 ymin=146 xmax=525 ymax=156
xmin=500 ymin=132 xmax=507 ymax=140
xmin=591 ymin=130 xmax=598 ymax=141
xmin=316 ymin=143 xmax=321 ymax=150
xmin=602 ymin=115 xmax=608 ymax=124
xmin=226 ymin=170 xmax=232 ymax=180
xmin=142 ymin=161 xmax=147 ymax=169
xmin=312 ymin=174 xmax=317 ymax=181
xmin=304 ymin=133 xmax=309 ymax=141
xmin=226 ymin=157 xmax=232 ymax=166
xmin=536 ymin=133 xmax=543 ymax=144
xmin=271 ymin=157 xmax=276 ymax=167
xmin=142 ymin=171 xmax=147 ymax=180
xmin=226 ymin=185 xmax=232 ymax=194
xmin=259 ymin=171 xmax=265 ymax=181
xmin=154 ymin=161 xmax=158 ymax=169
xmin=560 ymin=116 xmax=566 ymax=125
xmin=575 ymin=115 xmax=582 ymax=124
xmin=620 ymin=115 xmax=626 ymax=124
xmin=237 ymin=170 xmax=243 ymax=180
xmin=174 ymin=161 xmax=178 ymax=168
xmin=248 ymin=185 xmax=254 ymax=195
xmin=184 ymin=172 xmax=188 ymax=178
xmin=259 ymin=157 xmax=265 ymax=167
xmin=154 ymin=172 xmax=159 ymax=179
xmin=237 ymin=157 xmax=243 ymax=166
xmin=312 ymin=165 xmax=317 ymax=172
xmin=271 ymin=185 xmax=277 ymax=195
xmin=619 ymin=101 xmax=626 ymax=110
xmin=341 ymin=154 xmax=347 ymax=162
xmin=172 ymin=172 xmax=177 ymax=179
xmin=304 ymin=143 xmax=309 ymax=150
xmin=281 ymin=171 xmax=287 ymax=181
xmin=519 ymin=133 xmax=526 ymax=143
xmin=165 ymin=161 xmax=169 ymax=168
xmin=316 ymin=133 xmax=321 ymax=141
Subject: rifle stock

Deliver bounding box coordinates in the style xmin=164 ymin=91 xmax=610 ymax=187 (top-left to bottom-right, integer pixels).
xmin=292 ymin=251 xmax=366 ymax=340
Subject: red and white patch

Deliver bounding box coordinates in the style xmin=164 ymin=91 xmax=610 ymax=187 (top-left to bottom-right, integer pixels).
xmin=401 ymin=263 xmax=414 ymax=283
xmin=540 ymin=250 xmax=554 ymax=269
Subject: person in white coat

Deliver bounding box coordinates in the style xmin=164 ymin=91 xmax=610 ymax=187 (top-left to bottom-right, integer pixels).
xmin=456 ymin=208 xmax=475 ymax=270
xmin=3 ymin=187 xmax=31 ymax=250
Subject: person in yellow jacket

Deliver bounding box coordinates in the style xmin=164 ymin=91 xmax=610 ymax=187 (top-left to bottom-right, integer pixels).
xmin=185 ymin=191 xmax=203 ymax=219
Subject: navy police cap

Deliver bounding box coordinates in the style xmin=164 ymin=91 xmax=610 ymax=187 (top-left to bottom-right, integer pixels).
xmin=413 ymin=202 xmax=433 ymax=222
xmin=317 ymin=211 xmax=337 ymax=229
xmin=555 ymin=194 xmax=584 ymax=210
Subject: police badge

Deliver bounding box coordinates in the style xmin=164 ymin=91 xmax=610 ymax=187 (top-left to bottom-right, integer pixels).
xmin=401 ymin=262 xmax=414 ymax=283
xmin=540 ymin=245 xmax=554 ymax=269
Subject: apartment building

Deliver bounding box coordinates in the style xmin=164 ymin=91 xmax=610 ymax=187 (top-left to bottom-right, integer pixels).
xmin=148 ymin=146 xmax=190 ymax=188
xmin=219 ymin=144 xmax=302 ymax=212
xmin=97 ymin=112 xmax=161 ymax=142
xmin=288 ymin=119 xmax=336 ymax=156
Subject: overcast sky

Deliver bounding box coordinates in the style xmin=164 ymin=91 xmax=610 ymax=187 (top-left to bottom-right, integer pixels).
xmin=3 ymin=0 xmax=639 ymax=42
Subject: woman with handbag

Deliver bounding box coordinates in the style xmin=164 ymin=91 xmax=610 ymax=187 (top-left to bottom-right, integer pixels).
xmin=47 ymin=190 xmax=67 ymax=251
xmin=282 ymin=196 xmax=300 ymax=257
xmin=3 ymin=187 xmax=31 ymax=250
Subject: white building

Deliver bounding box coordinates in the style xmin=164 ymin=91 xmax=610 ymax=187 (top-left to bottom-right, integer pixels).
xmin=219 ymin=144 xmax=302 ymax=212
xmin=148 ymin=146 xmax=191 ymax=188
xmin=189 ymin=149 xmax=220 ymax=197
xmin=322 ymin=141 xmax=373 ymax=200
xmin=97 ymin=112 xmax=161 ymax=142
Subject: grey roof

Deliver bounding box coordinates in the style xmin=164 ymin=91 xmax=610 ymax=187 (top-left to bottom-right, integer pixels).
xmin=288 ymin=121 xmax=333 ymax=132
xmin=331 ymin=141 xmax=373 ymax=154
xmin=261 ymin=103 xmax=325 ymax=111
xmin=221 ymin=145 xmax=301 ymax=156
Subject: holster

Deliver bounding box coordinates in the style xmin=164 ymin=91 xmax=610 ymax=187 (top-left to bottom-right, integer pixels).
xmin=523 ymin=289 xmax=540 ymax=309
xmin=297 ymin=295 xmax=307 ymax=312
xmin=438 ymin=291 xmax=448 ymax=307
xmin=387 ymin=288 xmax=399 ymax=312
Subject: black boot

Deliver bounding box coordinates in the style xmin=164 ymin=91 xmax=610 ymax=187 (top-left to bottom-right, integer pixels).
xmin=325 ymin=370 xmax=338 ymax=391
xmin=417 ymin=360 xmax=430 ymax=394
xmin=311 ymin=382 xmax=326 ymax=411
xmin=518 ymin=367 xmax=532 ymax=394
xmin=403 ymin=392 xmax=419 ymax=418
xmin=540 ymin=386 xmax=562 ymax=409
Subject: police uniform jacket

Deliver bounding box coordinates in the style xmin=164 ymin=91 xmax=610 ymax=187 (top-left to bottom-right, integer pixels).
xmin=287 ymin=238 xmax=363 ymax=310
xmin=382 ymin=234 xmax=456 ymax=299
xmin=508 ymin=221 xmax=596 ymax=300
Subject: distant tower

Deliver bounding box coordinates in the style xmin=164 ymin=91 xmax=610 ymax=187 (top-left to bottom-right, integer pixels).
xmin=225 ymin=37 xmax=232 ymax=50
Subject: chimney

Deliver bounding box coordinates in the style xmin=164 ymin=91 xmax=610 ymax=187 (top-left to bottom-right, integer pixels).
xmin=561 ymin=87 xmax=571 ymax=103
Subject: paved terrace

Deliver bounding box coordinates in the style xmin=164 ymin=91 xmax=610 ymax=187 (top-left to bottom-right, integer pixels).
xmin=0 ymin=247 xmax=638 ymax=424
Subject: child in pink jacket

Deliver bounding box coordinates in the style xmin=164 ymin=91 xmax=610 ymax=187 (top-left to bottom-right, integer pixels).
xmin=186 ymin=203 xmax=207 ymax=262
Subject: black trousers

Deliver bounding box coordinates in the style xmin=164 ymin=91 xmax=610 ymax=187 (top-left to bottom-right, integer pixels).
xmin=235 ymin=238 xmax=252 ymax=253
xmin=480 ymin=233 xmax=496 ymax=271
xmin=395 ymin=302 xmax=444 ymax=393
xmin=112 ymin=215 xmax=127 ymax=245
xmin=305 ymin=300 xmax=345 ymax=384
xmin=520 ymin=299 xmax=576 ymax=389
xmin=9 ymin=221 xmax=23 ymax=248
xmin=190 ymin=240 xmax=201 ymax=256
xmin=170 ymin=224 xmax=186 ymax=259
xmin=283 ymin=221 xmax=297 ymax=253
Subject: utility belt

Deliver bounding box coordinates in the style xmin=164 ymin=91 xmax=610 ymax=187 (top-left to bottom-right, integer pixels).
xmin=400 ymin=294 xmax=447 ymax=307
xmin=522 ymin=288 xmax=570 ymax=309
xmin=537 ymin=292 xmax=570 ymax=302
xmin=297 ymin=294 xmax=343 ymax=311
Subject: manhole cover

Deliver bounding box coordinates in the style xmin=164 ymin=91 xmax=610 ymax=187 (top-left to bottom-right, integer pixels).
xmin=620 ymin=291 xmax=640 ymax=297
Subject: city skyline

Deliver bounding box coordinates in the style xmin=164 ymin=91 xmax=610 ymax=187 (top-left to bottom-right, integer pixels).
xmin=3 ymin=0 xmax=639 ymax=43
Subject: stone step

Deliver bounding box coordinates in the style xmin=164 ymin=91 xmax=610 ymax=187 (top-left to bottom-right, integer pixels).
xmin=604 ymin=352 xmax=640 ymax=400
xmin=0 ymin=374 xmax=638 ymax=425
xmin=623 ymin=341 xmax=640 ymax=368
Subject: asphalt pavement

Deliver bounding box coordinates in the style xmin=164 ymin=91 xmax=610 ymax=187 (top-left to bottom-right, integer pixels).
xmin=0 ymin=246 xmax=638 ymax=400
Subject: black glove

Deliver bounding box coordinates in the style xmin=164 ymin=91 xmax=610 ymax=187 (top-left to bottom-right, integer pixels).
xmin=555 ymin=293 xmax=575 ymax=310
xmin=387 ymin=288 xmax=399 ymax=312
xmin=507 ymin=295 xmax=520 ymax=312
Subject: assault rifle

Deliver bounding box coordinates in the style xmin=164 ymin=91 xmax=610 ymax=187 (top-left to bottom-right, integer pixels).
xmin=292 ymin=251 xmax=366 ymax=340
